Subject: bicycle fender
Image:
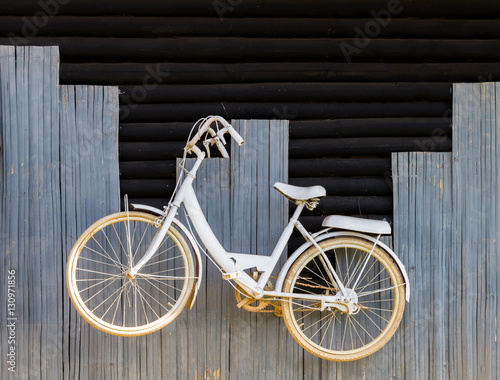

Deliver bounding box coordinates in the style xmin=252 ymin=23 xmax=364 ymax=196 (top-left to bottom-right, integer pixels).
xmin=275 ymin=231 xmax=410 ymax=302
xmin=130 ymin=203 xmax=203 ymax=309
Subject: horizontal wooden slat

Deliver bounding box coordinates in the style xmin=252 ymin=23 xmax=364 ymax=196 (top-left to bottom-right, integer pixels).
xmin=6 ymin=37 xmax=500 ymax=61
xmin=119 ymin=118 xmax=451 ymax=144
xmin=2 ymin=17 xmax=500 ymax=38
xmin=119 ymin=141 xmax=185 ymax=160
xmin=298 ymin=214 xmax=393 ymax=232
xmin=60 ymin=62 xmax=500 ymax=85
xmin=1 ymin=0 xmax=499 ymax=18
xmin=119 ymin=83 xmax=451 ymax=103
xmin=303 ymin=195 xmax=393 ymax=215
xmin=289 ymin=177 xmax=392 ymax=196
xmin=290 ymin=117 xmax=451 ymax=138
xmin=120 ymin=161 xmax=176 ymax=179
xmin=120 ymin=177 xmax=391 ymax=197
xmin=120 ymin=179 xmax=176 ymax=197
xmin=120 ymin=159 xmax=395 ymax=182
xmin=289 ymin=136 xmax=452 ymax=158
xmin=120 ymin=136 xmax=451 ymax=160
xmin=120 ymin=122 xmax=194 ymax=141
xmin=120 ymin=102 xmax=450 ymax=122
xmin=289 ymin=158 xmax=392 ymax=177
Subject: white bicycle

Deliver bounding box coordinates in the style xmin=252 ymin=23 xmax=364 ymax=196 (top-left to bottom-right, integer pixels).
xmin=66 ymin=116 xmax=410 ymax=361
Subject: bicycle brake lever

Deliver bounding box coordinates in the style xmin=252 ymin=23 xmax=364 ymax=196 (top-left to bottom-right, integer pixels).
xmin=216 ymin=130 xmax=227 ymax=145
xmin=203 ymin=140 xmax=211 ymax=158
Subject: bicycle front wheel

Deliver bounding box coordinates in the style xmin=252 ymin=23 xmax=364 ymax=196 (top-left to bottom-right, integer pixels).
xmin=66 ymin=211 xmax=195 ymax=336
xmin=282 ymin=236 xmax=405 ymax=361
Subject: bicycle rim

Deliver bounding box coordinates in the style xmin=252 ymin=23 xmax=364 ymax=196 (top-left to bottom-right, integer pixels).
xmin=282 ymin=237 xmax=405 ymax=361
xmin=66 ymin=212 xmax=195 ymax=336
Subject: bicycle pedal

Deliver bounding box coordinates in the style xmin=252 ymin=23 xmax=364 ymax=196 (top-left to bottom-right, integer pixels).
xmin=222 ymin=271 xmax=241 ymax=280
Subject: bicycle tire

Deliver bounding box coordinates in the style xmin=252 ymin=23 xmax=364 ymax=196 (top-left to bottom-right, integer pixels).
xmin=281 ymin=236 xmax=405 ymax=361
xmin=66 ymin=211 xmax=195 ymax=336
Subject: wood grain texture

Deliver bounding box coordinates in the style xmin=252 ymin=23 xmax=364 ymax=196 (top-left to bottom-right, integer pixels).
xmin=0 ymin=46 xmax=120 ymax=379
xmin=389 ymin=81 xmax=500 ymax=379
xmin=392 ymin=152 xmax=453 ymax=379
xmin=173 ymin=119 xmax=291 ymax=379
xmin=452 ymin=82 xmax=499 ymax=380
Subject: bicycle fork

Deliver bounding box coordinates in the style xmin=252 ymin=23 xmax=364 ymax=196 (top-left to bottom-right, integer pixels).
xmin=127 ymin=152 xmax=205 ymax=278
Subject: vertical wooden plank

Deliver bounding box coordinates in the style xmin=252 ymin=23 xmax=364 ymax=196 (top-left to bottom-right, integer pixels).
xmin=0 ymin=45 xmax=63 ymax=380
xmin=175 ymin=157 xmax=231 ymax=380
xmin=452 ymin=82 xmax=500 ymax=380
xmin=231 ymin=119 xmax=289 ymax=380
xmin=392 ymin=151 xmax=453 ymax=380
xmin=59 ymin=83 xmax=120 ymax=379
xmin=174 ymin=119 xmax=288 ymax=379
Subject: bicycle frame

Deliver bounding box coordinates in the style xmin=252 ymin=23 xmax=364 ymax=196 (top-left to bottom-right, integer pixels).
xmin=128 ymin=146 xmax=347 ymax=302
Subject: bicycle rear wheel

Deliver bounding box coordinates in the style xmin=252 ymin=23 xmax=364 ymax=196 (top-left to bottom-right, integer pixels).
xmin=282 ymin=236 xmax=405 ymax=361
xmin=66 ymin=211 xmax=195 ymax=336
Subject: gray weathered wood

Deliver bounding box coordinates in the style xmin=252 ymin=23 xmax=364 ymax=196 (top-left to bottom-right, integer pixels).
xmin=389 ymin=81 xmax=500 ymax=380
xmin=392 ymin=152 xmax=453 ymax=380
xmin=175 ymin=119 xmax=290 ymax=379
xmin=0 ymin=45 xmax=120 ymax=380
xmin=452 ymin=82 xmax=500 ymax=380
xmin=230 ymin=119 xmax=292 ymax=380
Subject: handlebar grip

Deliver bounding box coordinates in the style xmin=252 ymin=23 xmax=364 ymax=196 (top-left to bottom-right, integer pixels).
xmin=228 ymin=127 xmax=244 ymax=146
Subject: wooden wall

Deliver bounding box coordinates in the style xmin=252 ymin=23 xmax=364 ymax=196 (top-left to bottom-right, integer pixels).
xmin=0 ymin=45 xmax=120 ymax=380
xmin=2 ymin=0 xmax=499 ymax=226
xmin=391 ymin=82 xmax=500 ymax=379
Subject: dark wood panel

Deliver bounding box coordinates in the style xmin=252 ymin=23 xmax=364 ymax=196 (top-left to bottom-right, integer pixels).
xmin=120 ymin=157 xmax=394 ymax=179
xmin=290 ymin=117 xmax=451 ymax=138
xmin=120 ymin=161 xmax=177 ymax=179
xmin=120 ymin=122 xmax=194 ymax=141
xmin=121 ymin=177 xmax=391 ymax=197
xmin=119 ymin=83 xmax=451 ymax=103
xmin=119 ymin=141 xmax=185 ymax=160
xmin=289 ymin=136 xmax=452 ymax=158
xmin=1 ymin=0 xmax=499 ymax=18
xmin=120 ymin=102 xmax=450 ymax=122
xmin=120 ymin=179 xmax=176 ymax=197
xmin=301 ymin=195 xmax=393 ymax=215
xmin=5 ymin=37 xmax=500 ymax=61
xmin=289 ymin=177 xmax=392 ymax=196
xmin=289 ymin=158 xmax=392 ymax=177
xmin=60 ymin=62 xmax=500 ymax=85
xmin=2 ymin=16 xmax=500 ymax=38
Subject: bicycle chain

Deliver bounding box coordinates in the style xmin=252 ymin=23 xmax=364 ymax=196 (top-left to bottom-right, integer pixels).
xmin=234 ymin=276 xmax=335 ymax=315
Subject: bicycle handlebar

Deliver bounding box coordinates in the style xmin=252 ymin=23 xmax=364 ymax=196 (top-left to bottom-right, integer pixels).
xmin=185 ymin=116 xmax=244 ymax=157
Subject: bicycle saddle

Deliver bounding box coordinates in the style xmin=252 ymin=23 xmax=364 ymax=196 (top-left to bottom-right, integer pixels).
xmin=273 ymin=182 xmax=326 ymax=204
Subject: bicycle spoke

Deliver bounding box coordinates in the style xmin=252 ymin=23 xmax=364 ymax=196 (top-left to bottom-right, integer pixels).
xmin=84 ymin=239 xmax=123 ymax=270
xmin=350 ymin=313 xmax=375 ymax=341
xmin=131 ymin=222 xmax=152 ymax=264
xmin=358 ymin=283 xmax=404 ymax=298
xmin=302 ymin=312 xmax=334 ymax=334
xmin=344 ymin=250 xmax=367 ymax=288
xmin=111 ymin=223 xmax=130 ymax=266
xmin=133 ymin=283 xmax=152 ymax=325
xmin=79 ymin=273 xmax=123 ymax=293
xmin=281 ymin=236 xmax=405 ymax=360
xmin=359 ymin=309 xmax=384 ymax=333
xmin=133 ymin=281 xmax=171 ymax=314
xmin=90 ymin=283 xmax=124 ymax=314
xmin=356 ymin=270 xmax=390 ymax=294
xmin=347 ymin=254 xmax=377 ymax=290
xmin=101 ymin=282 xmax=128 ymax=320
xmin=76 ymin=267 xmax=125 ymax=278
xmin=78 ymin=255 xmax=125 ymax=271
xmin=142 ymin=254 xmax=182 ymax=268
xmin=140 ymin=276 xmax=180 ymax=304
